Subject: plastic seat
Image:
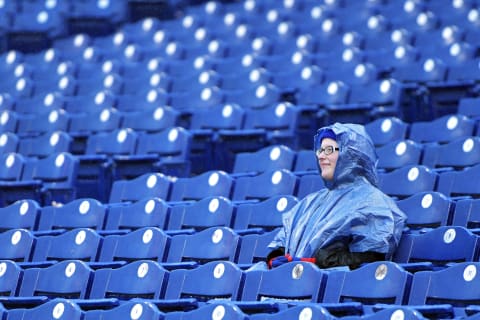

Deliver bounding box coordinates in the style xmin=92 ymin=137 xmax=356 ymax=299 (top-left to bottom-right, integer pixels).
xmin=393 ymin=226 xmax=480 ymax=271
xmin=165 ymin=227 xmax=241 ymax=268
xmin=391 ymin=57 xmax=448 ymax=84
xmin=63 ymin=90 xmax=117 ymax=115
xmin=87 ymin=260 xmax=168 ymax=308
xmin=17 ymin=131 xmax=72 ymax=159
xmin=323 ymin=261 xmax=413 ymax=309
xmin=0 ymin=153 xmax=27 ymax=206
xmin=84 ymin=300 xmax=164 ymax=320
xmin=378 ymin=165 xmax=438 ymax=199
xmin=164 ymin=302 xmax=248 ymax=320
xmin=169 ymin=170 xmax=234 ymax=202
xmin=436 ymin=163 xmax=480 ymax=198
xmin=240 ymin=261 xmax=327 ymax=303
xmin=5 ymin=260 xmax=94 ymax=308
xmin=167 ymin=196 xmax=235 ymax=233
xmin=0 ymin=110 xmax=20 ymax=134
xmin=233 ymin=195 xmax=298 ymax=233
xmin=97 ymin=227 xmax=170 ymax=268
xmin=376 ymin=139 xmax=423 ymax=172
xmin=163 ymin=261 xmax=244 ymax=308
xmin=120 ymin=106 xmax=181 ymax=133
xmin=408 ymin=114 xmax=475 ymax=144
xmin=108 ymin=172 xmax=173 ymax=204
xmin=0 ymin=260 xmax=24 ymax=299
xmin=14 ymin=92 xmax=65 ymax=114
xmin=451 ymin=198 xmax=480 ymax=229
xmin=236 ymin=229 xmax=278 ymax=268
xmin=0 ymin=132 xmax=19 ymax=154
xmin=422 ymin=136 xmax=480 ymax=169
xmin=0 ymin=199 xmax=40 ymax=232
xmin=69 ymin=1 xmax=128 ymax=36
xmin=359 ymin=307 xmax=427 ymax=320
xmin=232 ymin=145 xmax=296 ymax=176
xmin=0 ymin=229 xmax=35 ymax=263
xmin=6 ymin=298 xmax=84 ymax=320
xmin=104 ymin=197 xmax=170 ymax=233
xmin=364 ymin=117 xmax=409 ymax=147
xmin=16 ymin=109 xmax=70 ymax=138
xmin=396 ymin=191 xmax=454 ymax=231
xmin=249 ymin=303 xmax=335 ymax=319
xmin=114 ymin=127 xmax=192 ymax=180
xmin=232 ymin=169 xmax=298 ymax=202
xmin=408 ymin=262 xmax=480 ymax=319
xmin=294 ymin=80 xmax=350 ymax=107
xmin=295 ymin=172 xmax=326 ymax=199
xmin=37 ymin=198 xmax=107 ymax=235
xmin=293 ymin=149 xmax=317 ymax=173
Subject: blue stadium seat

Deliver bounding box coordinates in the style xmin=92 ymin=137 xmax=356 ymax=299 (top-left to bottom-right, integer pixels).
xmin=436 ymin=163 xmax=480 ymax=198
xmin=114 ymin=126 xmax=192 ymax=179
xmin=37 ymin=198 xmax=107 ymax=235
xmin=14 ymin=92 xmax=65 ymax=114
xmin=163 ymin=261 xmax=244 ymax=308
xmin=84 ymin=300 xmax=164 ymax=320
xmin=240 ymin=261 xmax=327 ymax=304
xmin=87 ymin=260 xmax=168 ymax=308
xmin=408 ymin=114 xmax=475 ymax=144
xmin=451 ymin=198 xmax=480 ymax=229
xmin=376 ymin=139 xmax=423 ymax=172
xmin=120 ymin=106 xmax=181 ymax=133
xmin=7 ymin=260 xmax=94 ymax=308
xmin=233 ymin=195 xmax=298 ymax=233
xmin=422 ymin=136 xmax=480 ymax=170
xmin=457 ymin=97 xmax=480 ymax=120
xmin=167 ymin=196 xmax=235 ymax=233
xmin=378 ymin=165 xmax=438 ymax=199
xmin=165 ymin=227 xmax=241 ymax=268
xmin=69 ymin=1 xmax=128 ymax=36
xmin=294 ymin=80 xmax=350 ymax=108
xmin=249 ymin=303 xmax=336 ymax=320
xmin=104 ymin=197 xmax=170 ymax=233
xmin=0 ymin=229 xmax=35 ymax=263
xmin=236 ymin=229 xmax=278 ymax=269
xmin=396 ymin=191 xmax=454 ymax=231
xmin=360 ymin=307 xmax=428 ymax=320
xmin=164 ymin=302 xmax=248 ymax=320
xmin=16 ymin=109 xmax=70 ymax=138
xmin=293 ymin=149 xmax=317 ymax=173
xmin=32 ymin=228 xmax=103 ymax=266
xmin=17 ymin=131 xmax=72 ymax=159
xmin=0 ymin=260 xmax=24 ymax=299
xmin=232 ymin=169 xmax=298 ymax=202
xmin=408 ymin=262 xmax=480 ymax=319
xmin=97 ymin=227 xmax=170 ymax=268
xmin=0 ymin=132 xmax=18 ymax=155
xmin=169 ymin=170 xmax=234 ymax=202
xmin=364 ymin=117 xmax=409 ymax=147
xmin=0 ymin=199 xmax=40 ymax=232
xmin=323 ymin=261 xmax=413 ymax=310
xmin=6 ymin=298 xmax=84 ymax=320
xmin=0 ymin=110 xmax=20 ymax=134
xmin=0 ymin=153 xmax=27 ymax=206
xmin=393 ymin=226 xmax=480 ymax=271
xmin=232 ymin=145 xmax=296 ymax=176
xmin=109 ymin=172 xmax=172 ymax=204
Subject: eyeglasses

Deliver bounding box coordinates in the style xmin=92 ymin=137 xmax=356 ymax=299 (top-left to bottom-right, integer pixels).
xmin=316 ymin=145 xmax=339 ymax=157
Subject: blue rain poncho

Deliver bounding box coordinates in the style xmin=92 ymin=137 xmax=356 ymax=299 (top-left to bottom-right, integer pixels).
xmin=269 ymin=123 xmax=406 ymax=259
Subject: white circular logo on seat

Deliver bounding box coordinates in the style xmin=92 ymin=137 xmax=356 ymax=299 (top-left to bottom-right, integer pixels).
xmin=79 ymin=200 xmax=90 ymax=214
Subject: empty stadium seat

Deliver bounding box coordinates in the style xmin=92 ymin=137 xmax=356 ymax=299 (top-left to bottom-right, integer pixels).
xmin=249 ymin=303 xmax=336 ymax=320
xmin=6 ymin=298 xmax=84 ymax=320
xmin=378 ymin=165 xmax=438 ymax=199
xmin=17 ymin=131 xmax=72 ymax=159
xmin=232 ymin=144 xmax=296 ymax=176
xmin=376 ymin=139 xmax=423 ymax=172
xmin=0 ymin=229 xmax=35 ymax=263
xmin=164 ymin=302 xmax=248 ymax=320
xmin=109 ymin=172 xmax=173 ymax=204
xmin=84 ymin=300 xmax=164 ymax=320
xmin=0 ymin=132 xmax=19 ymax=154
xmin=451 ymin=198 xmax=480 ymax=229
xmin=408 ymin=114 xmax=475 ymax=144
xmin=421 ymin=136 xmax=480 ymax=170
xmin=436 ymin=163 xmax=480 ymax=198
xmin=169 ymin=170 xmax=234 ymax=202
xmin=0 ymin=199 xmax=40 ymax=232
xmin=364 ymin=117 xmax=409 ymax=147
xmin=236 ymin=229 xmax=278 ymax=269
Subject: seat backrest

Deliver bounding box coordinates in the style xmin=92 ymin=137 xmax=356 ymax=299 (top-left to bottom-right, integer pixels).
xmin=121 ymin=106 xmax=180 ymax=133
xmin=422 ymin=136 xmax=480 ymax=169
xmin=233 ymin=195 xmax=298 ymax=232
xmin=408 ymin=114 xmax=475 ymax=144
xmin=166 ymin=227 xmax=241 ymax=265
xmin=89 ymin=260 xmax=168 ymax=301
xmin=32 ymin=228 xmax=103 ymax=263
xmin=451 ymin=198 xmax=480 ymax=229
xmin=189 ymin=103 xmax=245 ymax=131
xmin=68 ymin=108 xmax=122 ymax=135
xmin=19 ymin=260 xmax=94 ymax=299
xmin=436 ymin=163 xmax=480 ymax=198
xmin=98 ymin=227 xmax=170 ymax=264
xmin=167 ymin=196 xmax=235 ymax=232
xmin=17 ymin=131 xmax=72 ymax=159
xmin=296 ymin=172 xmax=326 ymax=199
xmin=37 ymin=198 xmax=107 ymax=233
xmin=164 ymin=303 xmax=248 ymax=320
xmin=232 ymin=145 xmax=296 ymax=175
xmin=84 ymin=300 xmax=164 ymax=320
xmin=16 ymin=109 xmax=70 ymax=138
xmin=323 ymin=261 xmax=413 ymax=305
xmin=0 ymin=152 xmax=26 ymax=182
xmin=6 ymin=298 xmax=84 ymax=320
xmin=0 ymin=228 xmax=36 ymax=262
xmin=232 ymin=169 xmax=298 ymax=201
xmin=164 ymin=260 xmax=244 ymax=302
xmin=237 ymin=229 xmax=279 ymax=267
xmin=393 ymin=226 xmax=480 ymax=266
xmin=108 ymin=172 xmax=172 ymax=203
xmin=376 ymin=139 xmax=423 ymax=172
xmin=241 ymin=261 xmax=327 ymax=302
xmin=249 ymin=303 xmax=335 ymax=320
xmin=293 ymin=149 xmax=317 ymax=173
xmin=364 ymin=117 xmax=409 ymax=147
xmin=85 ymin=128 xmax=138 ymax=156
xmin=0 ymin=199 xmax=40 ymax=232
xmin=0 ymin=132 xmax=19 ymax=154
xmin=378 ymin=165 xmax=438 ymax=199
xmin=0 ymin=260 xmax=24 ymax=297
xmin=135 ymin=126 xmax=192 ymax=159
xmin=169 ymin=170 xmax=234 ymax=202
xmin=396 ymin=191 xmax=454 ymax=230
xmin=104 ymin=197 xmax=170 ymax=231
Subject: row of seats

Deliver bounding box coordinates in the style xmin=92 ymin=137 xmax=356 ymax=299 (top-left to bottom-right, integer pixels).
xmin=2 ymin=257 xmax=480 ymax=318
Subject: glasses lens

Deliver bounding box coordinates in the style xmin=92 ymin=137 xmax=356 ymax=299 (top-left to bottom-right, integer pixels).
xmin=324 ymin=146 xmax=333 ymax=155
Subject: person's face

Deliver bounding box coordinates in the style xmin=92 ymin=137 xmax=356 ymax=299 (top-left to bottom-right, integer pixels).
xmin=316 ymin=138 xmax=339 ymax=181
